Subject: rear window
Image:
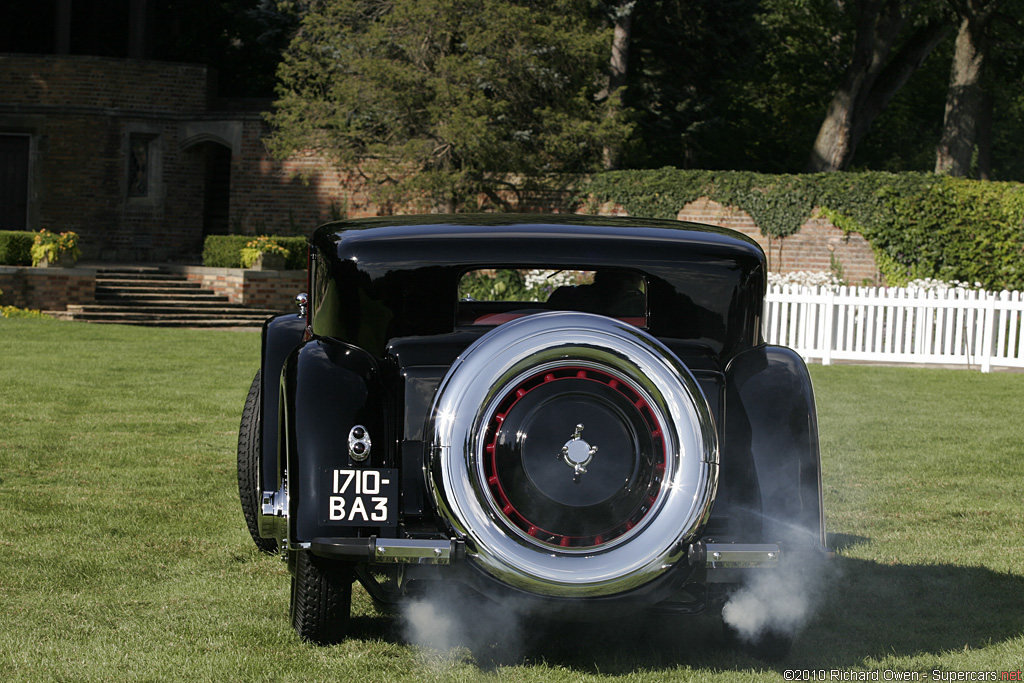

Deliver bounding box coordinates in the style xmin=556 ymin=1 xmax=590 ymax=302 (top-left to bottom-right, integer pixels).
xmin=458 ymin=269 xmax=592 ymax=302
xmin=458 ymin=268 xmax=647 ymax=326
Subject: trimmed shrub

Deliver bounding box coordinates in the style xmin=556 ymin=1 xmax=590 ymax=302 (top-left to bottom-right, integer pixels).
xmin=0 ymin=231 xmax=34 ymax=266
xmin=821 ymin=175 xmax=1024 ymax=290
xmin=202 ymin=235 xmax=308 ymax=270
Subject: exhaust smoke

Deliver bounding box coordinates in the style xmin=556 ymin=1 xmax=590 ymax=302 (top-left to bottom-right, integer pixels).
xmin=721 ymin=545 xmax=833 ymax=651
xmin=400 ymin=585 xmax=528 ymax=664
xmin=722 ymin=567 xmax=812 ymax=640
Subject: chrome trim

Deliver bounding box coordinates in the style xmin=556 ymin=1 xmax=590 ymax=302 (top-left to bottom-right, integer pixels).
xmin=373 ymin=538 xmax=456 ymax=564
xmin=559 ymin=423 xmax=597 ymax=481
xmin=427 ymin=311 xmax=719 ymax=598
xmin=258 ymin=487 xmax=288 ymax=543
xmin=309 ymin=537 xmax=460 ymax=565
xmin=689 ymin=541 xmax=781 ymax=568
xmin=347 ymin=425 xmax=371 ymax=461
xmin=295 ymin=292 xmax=308 ymax=317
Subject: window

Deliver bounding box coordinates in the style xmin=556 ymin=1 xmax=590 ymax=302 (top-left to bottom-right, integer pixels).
xmin=458 ymin=268 xmax=647 ymax=326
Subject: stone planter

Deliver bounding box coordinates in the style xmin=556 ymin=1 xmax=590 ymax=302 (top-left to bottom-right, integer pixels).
xmin=37 ymin=251 xmax=77 ymax=268
xmin=251 ymin=252 xmax=287 ymax=271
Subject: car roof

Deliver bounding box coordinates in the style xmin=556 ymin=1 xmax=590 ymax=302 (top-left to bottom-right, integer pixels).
xmin=308 ymin=214 xmax=766 ymax=360
xmin=313 ymin=214 xmax=764 ymax=269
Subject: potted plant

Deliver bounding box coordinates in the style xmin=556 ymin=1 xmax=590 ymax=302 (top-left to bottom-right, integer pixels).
xmin=31 ymin=229 xmax=81 ymax=268
xmin=240 ymin=236 xmax=291 ymax=271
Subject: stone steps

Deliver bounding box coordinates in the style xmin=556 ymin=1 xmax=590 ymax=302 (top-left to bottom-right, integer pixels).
xmin=96 ymin=290 xmax=230 ymax=304
xmin=62 ymin=268 xmax=280 ymax=328
xmin=96 ymin=279 xmax=206 ymax=290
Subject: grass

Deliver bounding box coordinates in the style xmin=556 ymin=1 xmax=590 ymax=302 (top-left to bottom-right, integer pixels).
xmin=1 ymin=318 xmax=1022 ymax=681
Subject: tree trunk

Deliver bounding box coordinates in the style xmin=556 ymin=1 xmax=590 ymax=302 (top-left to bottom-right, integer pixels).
xmin=852 ymin=20 xmax=952 ymax=152
xmin=934 ymin=1 xmax=1000 ymax=176
xmin=807 ymin=1 xmax=949 ymax=172
xmin=602 ymin=0 xmax=634 ymax=171
xmin=977 ymin=91 xmax=992 ymax=179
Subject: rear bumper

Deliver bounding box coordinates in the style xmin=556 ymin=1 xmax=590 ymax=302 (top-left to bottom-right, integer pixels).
xmin=306 ymin=537 xmax=802 ymax=574
xmin=310 ymin=536 xmax=465 ymax=565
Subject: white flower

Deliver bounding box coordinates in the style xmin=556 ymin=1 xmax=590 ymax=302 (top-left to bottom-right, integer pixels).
xmin=767 ymin=271 xmax=985 ymax=294
xmin=904 ymin=278 xmax=981 ymax=293
xmin=767 ymin=271 xmax=844 ymax=290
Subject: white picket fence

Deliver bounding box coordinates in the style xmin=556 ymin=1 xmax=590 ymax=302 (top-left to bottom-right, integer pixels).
xmin=763 ymin=285 xmax=1024 ymax=372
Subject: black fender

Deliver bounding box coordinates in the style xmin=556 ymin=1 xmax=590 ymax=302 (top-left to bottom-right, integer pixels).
xmin=259 ymin=313 xmax=309 ymax=495
xmin=280 ymin=337 xmax=388 ymax=544
xmin=723 ymin=345 xmax=825 ymax=548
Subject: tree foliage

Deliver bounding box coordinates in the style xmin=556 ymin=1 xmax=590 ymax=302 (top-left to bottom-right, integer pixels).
xmin=805 ymin=0 xmax=954 ymax=172
xmin=267 ymin=0 xmax=630 ymax=210
xmin=619 ymin=0 xmax=766 ymax=170
xmin=263 ymin=0 xmax=1024 ymax=188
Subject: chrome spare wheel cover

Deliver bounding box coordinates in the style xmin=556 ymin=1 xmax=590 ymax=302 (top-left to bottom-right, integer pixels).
xmin=427 ymin=311 xmax=718 ymax=597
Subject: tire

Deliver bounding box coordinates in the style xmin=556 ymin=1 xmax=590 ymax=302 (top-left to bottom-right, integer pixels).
xmin=237 ymin=370 xmax=277 ymax=554
xmin=427 ymin=311 xmax=718 ymax=598
xmin=290 ymin=550 xmax=353 ymax=644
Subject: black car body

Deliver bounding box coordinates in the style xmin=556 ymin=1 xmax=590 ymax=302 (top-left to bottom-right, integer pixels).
xmin=238 ymin=214 xmax=826 ymax=646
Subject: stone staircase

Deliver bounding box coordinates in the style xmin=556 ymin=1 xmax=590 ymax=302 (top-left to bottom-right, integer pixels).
xmin=63 ymin=268 xmax=282 ymax=328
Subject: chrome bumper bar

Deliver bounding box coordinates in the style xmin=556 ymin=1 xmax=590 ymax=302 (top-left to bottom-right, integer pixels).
xmin=688 ymin=541 xmax=781 ymax=569
xmin=310 ymin=537 xmax=464 ymax=565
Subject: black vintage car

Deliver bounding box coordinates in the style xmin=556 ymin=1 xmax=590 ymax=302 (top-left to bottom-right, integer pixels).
xmin=237 ymin=214 xmax=826 ymax=649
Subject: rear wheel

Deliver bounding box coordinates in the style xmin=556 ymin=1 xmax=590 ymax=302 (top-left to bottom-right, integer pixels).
xmin=290 ymin=550 xmax=353 ymax=644
xmin=237 ymin=371 xmax=277 ymax=554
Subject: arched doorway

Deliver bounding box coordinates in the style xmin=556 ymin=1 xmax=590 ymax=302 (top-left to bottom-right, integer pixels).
xmin=199 ymin=141 xmax=232 ymax=237
xmin=179 ymin=122 xmax=241 ymax=240
xmin=0 ymin=134 xmax=30 ymax=230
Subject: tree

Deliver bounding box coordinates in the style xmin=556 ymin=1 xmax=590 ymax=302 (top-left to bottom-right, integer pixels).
xmin=618 ymin=0 xmax=764 ymax=170
xmin=806 ymin=0 xmax=952 ymax=172
xmin=266 ymin=0 xmax=629 ymax=211
xmin=983 ymin=3 xmax=1024 ymax=180
xmin=934 ymin=0 xmax=1005 ymax=177
xmin=600 ymin=0 xmax=635 ymax=170
xmin=155 ymin=0 xmax=298 ymax=97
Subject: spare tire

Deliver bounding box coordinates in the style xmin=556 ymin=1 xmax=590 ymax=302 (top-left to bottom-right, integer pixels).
xmin=427 ymin=311 xmax=718 ymax=598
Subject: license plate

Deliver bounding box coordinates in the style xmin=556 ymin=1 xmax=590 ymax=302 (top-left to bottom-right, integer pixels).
xmin=322 ymin=468 xmax=399 ymax=527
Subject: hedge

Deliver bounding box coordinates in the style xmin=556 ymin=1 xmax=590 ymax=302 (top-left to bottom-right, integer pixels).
xmin=578 ymin=170 xmax=1024 ymax=290
xmin=202 ymin=235 xmax=308 ymax=270
xmin=0 ymin=231 xmax=34 ymax=266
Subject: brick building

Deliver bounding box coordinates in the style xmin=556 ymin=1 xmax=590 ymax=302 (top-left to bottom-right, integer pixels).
xmin=0 ymin=51 xmax=396 ymax=262
xmin=0 ymin=0 xmax=396 ymax=262
xmin=0 ymin=1 xmax=877 ymax=281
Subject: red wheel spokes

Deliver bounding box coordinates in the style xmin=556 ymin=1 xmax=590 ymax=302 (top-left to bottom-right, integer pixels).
xmin=483 ymin=365 xmax=666 ymax=548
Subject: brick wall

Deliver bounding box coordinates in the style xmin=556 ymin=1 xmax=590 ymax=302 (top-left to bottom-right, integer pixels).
xmin=1 ymin=55 xmax=211 ymax=260
xmin=32 ymin=113 xmax=209 ymax=260
xmin=172 ymin=266 xmax=307 ymax=312
xmin=229 ymin=137 xmax=366 ymax=236
xmin=227 ymin=128 xmax=578 ymax=236
xmin=676 ymin=198 xmax=879 ymax=284
xmin=1 ymin=54 xmax=211 ymax=112
xmin=228 ymin=133 xmax=450 ymax=236
xmin=0 ymin=266 xmax=95 ymax=311
xmin=588 ymin=198 xmax=881 ymax=284
xmin=1 ymin=264 xmax=304 ymax=314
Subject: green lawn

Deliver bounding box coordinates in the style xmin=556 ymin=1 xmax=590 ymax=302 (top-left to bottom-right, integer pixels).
xmin=1 ymin=318 xmax=1022 ymax=681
